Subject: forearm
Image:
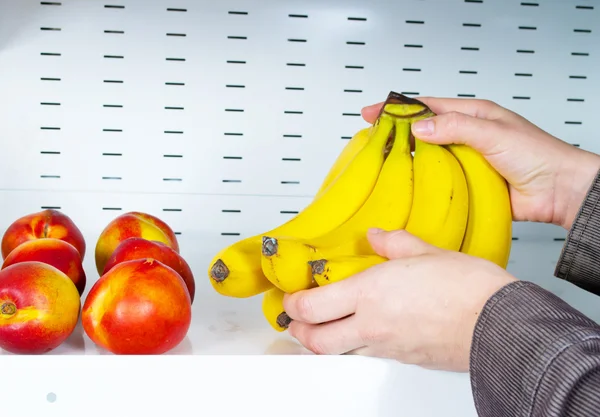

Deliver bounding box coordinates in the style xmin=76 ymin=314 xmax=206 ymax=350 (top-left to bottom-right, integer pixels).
xmin=470 ymin=281 xmax=600 ymax=417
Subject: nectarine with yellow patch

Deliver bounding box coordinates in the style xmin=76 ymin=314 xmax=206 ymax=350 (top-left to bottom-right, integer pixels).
xmin=0 ymin=261 xmax=81 ymax=354
xmin=103 ymin=237 xmax=195 ymax=303
xmin=2 ymin=238 xmax=86 ymax=296
xmin=1 ymin=209 xmax=86 ymax=261
xmin=94 ymin=212 xmax=179 ymax=275
xmin=82 ymin=258 xmax=191 ymax=355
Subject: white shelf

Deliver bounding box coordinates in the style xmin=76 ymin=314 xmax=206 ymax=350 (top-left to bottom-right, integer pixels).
xmin=1 ymin=0 xmax=599 ymax=415
xmin=1 ymin=190 xmax=597 ymax=417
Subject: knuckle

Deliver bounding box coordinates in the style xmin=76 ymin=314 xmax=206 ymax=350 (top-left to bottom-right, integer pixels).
xmin=474 ymin=99 xmax=504 ymax=119
xmin=294 ymin=295 xmax=314 ymax=322
xmin=478 ymin=99 xmax=498 ymax=111
xmin=356 ymin=285 xmax=369 ymax=305
xmin=443 ymin=111 xmax=466 ymax=133
xmin=304 ymin=333 xmax=328 ymax=355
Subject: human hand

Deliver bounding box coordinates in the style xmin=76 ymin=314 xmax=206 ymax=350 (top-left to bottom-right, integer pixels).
xmin=283 ymin=228 xmax=516 ymax=372
xmin=363 ymin=97 xmax=600 ymax=230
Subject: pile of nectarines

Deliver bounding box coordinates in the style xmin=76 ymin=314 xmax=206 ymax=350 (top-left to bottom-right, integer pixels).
xmin=0 ymin=209 xmax=194 ymax=355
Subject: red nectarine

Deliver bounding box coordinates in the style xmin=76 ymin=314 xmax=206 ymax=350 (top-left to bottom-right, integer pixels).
xmin=2 ymin=238 xmax=86 ymax=296
xmin=82 ymin=258 xmax=191 ymax=355
xmin=103 ymin=237 xmax=195 ymax=303
xmin=0 ymin=261 xmax=81 ymax=354
xmin=94 ymin=212 xmax=179 ymax=275
xmin=1 ymin=209 xmax=86 ymax=261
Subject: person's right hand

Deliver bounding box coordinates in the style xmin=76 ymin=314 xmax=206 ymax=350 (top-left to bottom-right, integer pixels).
xmin=362 ymin=97 xmax=600 ymax=230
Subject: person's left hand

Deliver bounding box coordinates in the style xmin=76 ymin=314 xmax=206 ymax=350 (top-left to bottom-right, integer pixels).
xmin=282 ymin=228 xmax=517 ymax=372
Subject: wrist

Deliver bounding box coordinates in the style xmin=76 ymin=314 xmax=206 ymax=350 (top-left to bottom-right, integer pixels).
xmin=555 ymin=148 xmax=600 ymax=230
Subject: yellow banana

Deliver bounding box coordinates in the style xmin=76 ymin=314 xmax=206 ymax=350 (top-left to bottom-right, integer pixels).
xmin=207 ymin=244 xmax=273 ymax=298
xmin=314 ymin=127 xmax=371 ymax=198
xmin=207 ymin=116 xmax=394 ymax=297
xmin=310 ymin=254 xmax=388 ymax=286
xmin=446 ymin=144 xmax=512 ymax=268
xmin=261 ymin=112 xmax=419 ymax=293
xmin=261 ymin=287 xmax=291 ymax=332
xmin=260 ymin=237 xmax=319 ymax=292
xmin=404 ymin=138 xmax=469 ymax=251
xmin=389 ymin=92 xmax=511 ymax=267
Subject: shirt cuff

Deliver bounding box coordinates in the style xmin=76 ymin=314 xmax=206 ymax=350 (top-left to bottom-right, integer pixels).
xmin=555 ymin=168 xmax=600 ymax=296
xmin=470 ymin=280 xmax=600 ymax=417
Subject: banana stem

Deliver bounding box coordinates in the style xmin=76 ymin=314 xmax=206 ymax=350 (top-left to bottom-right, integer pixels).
xmin=371 ymin=114 xmax=396 ymax=159
xmin=393 ymin=120 xmax=411 ymax=154
xmin=377 ymin=91 xmax=436 ymax=121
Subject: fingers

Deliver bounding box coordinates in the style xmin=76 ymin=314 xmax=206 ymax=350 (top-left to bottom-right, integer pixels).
xmin=411 ymin=97 xmax=504 ymax=120
xmin=362 ymin=97 xmax=511 ymax=158
xmin=288 ymin=314 xmax=366 ymax=355
xmin=361 ymin=96 xmax=505 ymax=125
xmin=283 ymin=275 xmax=362 ymax=324
xmin=411 ymin=111 xmax=507 ymax=156
xmin=282 ymin=230 xmax=414 ymax=325
xmin=361 ymin=103 xmax=383 ymax=124
xmin=412 ymin=112 xmax=511 ymax=155
xmin=367 ymin=228 xmax=440 ymax=260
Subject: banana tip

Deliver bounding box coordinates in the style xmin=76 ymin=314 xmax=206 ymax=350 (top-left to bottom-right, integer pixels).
xmin=276 ymin=312 xmax=292 ymax=329
xmin=210 ymin=259 xmax=229 ymax=283
xmin=308 ymin=259 xmax=327 ymax=275
xmin=261 ymin=236 xmax=278 ymax=257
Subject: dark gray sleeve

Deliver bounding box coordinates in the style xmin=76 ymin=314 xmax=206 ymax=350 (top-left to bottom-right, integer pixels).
xmin=555 ymin=168 xmax=600 ymax=295
xmin=470 ymin=280 xmax=600 ymax=417
xmin=470 ymin=168 xmax=600 ymax=416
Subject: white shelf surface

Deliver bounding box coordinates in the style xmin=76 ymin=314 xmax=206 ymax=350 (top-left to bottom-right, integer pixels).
xmin=1 ymin=0 xmax=599 ymax=415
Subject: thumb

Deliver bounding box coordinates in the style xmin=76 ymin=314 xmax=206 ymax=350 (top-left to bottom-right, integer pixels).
xmin=367 ymin=228 xmax=441 ymax=259
xmin=411 ymin=111 xmax=505 ymax=155
xmin=361 ymin=102 xmax=383 ymax=124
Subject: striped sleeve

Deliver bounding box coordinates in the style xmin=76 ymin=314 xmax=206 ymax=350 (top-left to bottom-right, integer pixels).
xmin=470 ymin=168 xmax=600 ymax=416
xmin=470 ymin=281 xmax=600 ymax=417
xmin=555 ymin=168 xmax=600 ymax=295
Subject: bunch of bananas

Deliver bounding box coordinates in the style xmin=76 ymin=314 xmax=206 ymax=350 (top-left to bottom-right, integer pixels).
xmin=207 ymin=92 xmax=513 ymax=332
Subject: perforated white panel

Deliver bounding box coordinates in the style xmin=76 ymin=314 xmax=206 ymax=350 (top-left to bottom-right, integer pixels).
xmin=0 ymin=1 xmax=599 ymax=416
xmin=0 ymin=0 xmax=598 ymax=243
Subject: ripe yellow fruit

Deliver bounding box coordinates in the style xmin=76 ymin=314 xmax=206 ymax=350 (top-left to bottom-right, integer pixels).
xmin=405 ymin=139 xmax=469 ymax=251
xmin=314 ymin=127 xmax=371 ymax=198
xmin=260 ymin=115 xmax=416 ymax=293
xmin=261 ymin=287 xmax=291 ymax=332
xmin=446 ymin=144 xmax=512 ymax=268
xmin=207 ymin=119 xmax=394 ymax=297
xmin=310 ymin=254 xmax=388 ymax=286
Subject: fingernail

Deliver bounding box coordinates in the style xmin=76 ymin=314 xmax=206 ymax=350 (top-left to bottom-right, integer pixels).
xmin=412 ymin=118 xmax=434 ymax=136
xmin=368 ymin=227 xmax=384 ymax=235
